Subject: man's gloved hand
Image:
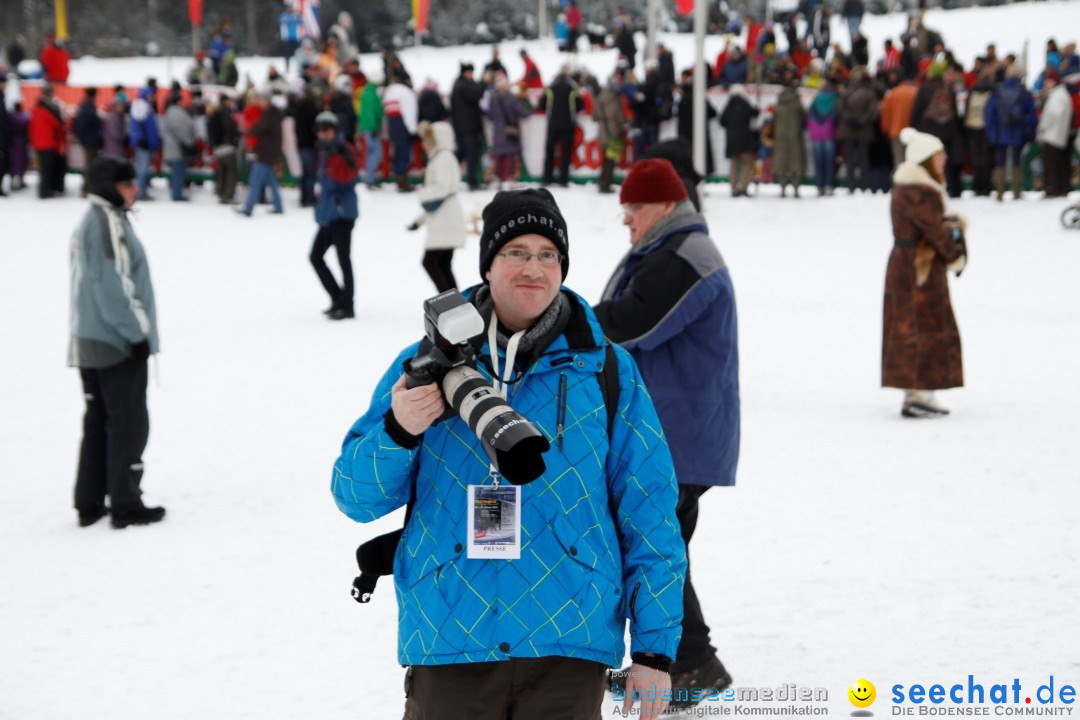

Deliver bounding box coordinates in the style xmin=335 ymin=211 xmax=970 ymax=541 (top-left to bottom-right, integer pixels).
xmin=131 ymin=341 xmax=151 ymax=363
xmin=406 ymin=221 xmax=420 ymax=231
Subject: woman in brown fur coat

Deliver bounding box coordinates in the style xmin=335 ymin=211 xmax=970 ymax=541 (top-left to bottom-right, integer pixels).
xmin=882 ymin=127 xmax=967 ymax=418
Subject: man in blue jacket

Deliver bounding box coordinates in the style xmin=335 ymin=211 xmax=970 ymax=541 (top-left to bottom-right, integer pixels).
xmin=595 ymin=158 xmax=740 ymax=709
xmin=308 ymin=112 xmax=358 ymax=320
xmin=332 ymin=188 xmax=685 ymax=718
xmin=68 ymin=155 xmax=165 ymax=529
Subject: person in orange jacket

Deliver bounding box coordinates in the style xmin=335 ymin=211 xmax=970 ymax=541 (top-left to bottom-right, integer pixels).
xmin=879 ymin=69 xmax=918 ymax=167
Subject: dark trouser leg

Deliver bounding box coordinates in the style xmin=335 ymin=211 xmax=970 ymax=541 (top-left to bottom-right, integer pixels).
xmin=299 ymin=148 xmax=317 ymax=205
xmin=403 ymin=657 xmax=606 ymax=720
xmin=331 ymin=220 xmax=355 ymax=311
xmin=674 ymin=484 xmax=718 ymax=672
xmin=53 ymin=153 xmax=67 ymax=193
xmin=38 ymin=150 xmax=56 ymax=198
xmin=542 ymin=130 xmax=558 ymax=184
xmin=463 ymin=132 xmax=481 ymax=187
xmin=422 ymin=249 xmax=456 ymax=293
xmin=74 ymin=369 xmax=108 ymax=512
xmin=946 ymin=161 xmax=963 ymax=198
xmin=98 ymin=359 xmax=150 ymax=513
xmin=310 ymin=225 xmax=342 ymax=307
xmin=557 ymin=128 xmax=574 ymax=184
xmin=82 ymin=147 xmax=99 ymax=196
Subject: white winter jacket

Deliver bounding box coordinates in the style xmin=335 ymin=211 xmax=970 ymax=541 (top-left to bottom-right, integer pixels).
xmin=415 ymin=122 xmax=466 ymax=251
xmin=1036 ymin=84 xmax=1073 ymax=150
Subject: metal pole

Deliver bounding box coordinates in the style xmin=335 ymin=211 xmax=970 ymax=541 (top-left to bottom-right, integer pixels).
xmin=539 ymin=0 xmax=548 ymax=40
xmin=646 ymin=0 xmax=658 ymax=63
xmin=693 ymin=0 xmax=707 ymax=183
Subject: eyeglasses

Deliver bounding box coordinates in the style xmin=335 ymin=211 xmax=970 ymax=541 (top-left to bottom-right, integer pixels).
xmin=497 ymin=249 xmax=563 ymax=267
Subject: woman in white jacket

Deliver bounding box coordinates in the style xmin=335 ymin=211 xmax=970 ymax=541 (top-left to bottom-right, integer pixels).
xmin=1036 ymin=73 xmax=1074 ymax=198
xmin=408 ymin=121 xmax=466 ymax=292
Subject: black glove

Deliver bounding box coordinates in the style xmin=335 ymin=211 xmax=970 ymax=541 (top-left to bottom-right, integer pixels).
xmin=406 ymin=221 xmax=420 ymax=232
xmin=131 ymin=341 xmax=151 ymax=363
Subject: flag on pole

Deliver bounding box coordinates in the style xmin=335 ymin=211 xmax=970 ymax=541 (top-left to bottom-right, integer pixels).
xmin=55 ymin=0 xmax=70 ymax=40
xmin=188 ymin=0 xmax=204 ymax=27
xmin=412 ymin=0 xmax=430 ymax=34
xmin=299 ymin=0 xmax=321 ymax=40
xmin=676 ymin=0 xmax=694 ymax=16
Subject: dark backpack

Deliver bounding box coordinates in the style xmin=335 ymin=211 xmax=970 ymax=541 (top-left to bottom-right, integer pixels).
xmin=351 ymin=340 xmax=622 ymax=604
xmin=997 ymin=87 xmax=1025 ymax=128
xmin=925 ymin=85 xmax=956 ymax=126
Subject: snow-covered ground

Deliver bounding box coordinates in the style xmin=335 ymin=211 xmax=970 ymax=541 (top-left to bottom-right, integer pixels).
xmin=2 ymin=3 xmax=1080 ymax=719
xmin=2 ymin=173 xmax=1078 ymax=719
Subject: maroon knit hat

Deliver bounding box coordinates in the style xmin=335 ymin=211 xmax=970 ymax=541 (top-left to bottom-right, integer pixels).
xmin=619 ymin=158 xmax=689 ymax=205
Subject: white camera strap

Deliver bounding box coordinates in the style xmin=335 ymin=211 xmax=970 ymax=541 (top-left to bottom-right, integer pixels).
xmin=486 ymin=315 xmax=525 ymax=486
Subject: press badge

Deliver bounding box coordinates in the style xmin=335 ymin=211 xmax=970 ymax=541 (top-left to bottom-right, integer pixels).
xmin=467 ymin=484 xmax=521 ymax=560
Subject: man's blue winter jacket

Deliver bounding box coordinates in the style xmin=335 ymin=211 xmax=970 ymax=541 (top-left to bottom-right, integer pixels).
xmin=596 ymin=204 xmax=740 ymax=488
xmin=332 ymin=290 xmax=686 ymax=668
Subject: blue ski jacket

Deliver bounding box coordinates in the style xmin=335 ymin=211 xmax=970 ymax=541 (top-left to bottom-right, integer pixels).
xmin=332 ymin=289 xmax=686 ymax=668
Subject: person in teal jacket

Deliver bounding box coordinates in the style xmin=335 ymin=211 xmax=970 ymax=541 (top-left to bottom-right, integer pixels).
xmin=332 ymin=188 xmax=685 ymax=719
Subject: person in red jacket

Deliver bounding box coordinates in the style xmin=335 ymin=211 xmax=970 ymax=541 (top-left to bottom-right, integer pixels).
xmin=566 ymin=1 xmax=583 ymax=53
xmin=39 ymin=34 xmax=71 ymax=84
xmin=29 ymin=87 xmax=66 ymax=198
xmin=519 ymin=48 xmax=544 ymax=90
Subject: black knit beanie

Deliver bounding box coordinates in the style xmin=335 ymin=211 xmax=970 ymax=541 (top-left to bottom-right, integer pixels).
xmin=479 ymin=189 xmax=569 ymax=280
xmin=87 ymin=155 xmax=137 ymax=208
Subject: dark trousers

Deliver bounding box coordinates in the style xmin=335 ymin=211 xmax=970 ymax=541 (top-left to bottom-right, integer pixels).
xmin=844 ymin=139 xmax=870 ymax=191
xmin=75 ymin=359 xmax=150 ymax=514
xmin=310 ymin=220 xmax=355 ymax=311
xmin=968 ymin=131 xmax=992 ymax=196
xmin=422 ymin=249 xmax=456 ymax=293
xmin=674 ymin=484 xmax=717 ymax=673
xmin=543 ymin=126 xmax=575 ymax=185
xmin=403 ymin=657 xmax=606 ymax=720
xmin=299 ymin=147 xmax=317 ymax=206
xmin=215 ymin=151 xmax=238 ymax=202
xmin=38 ymin=150 xmax=58 ymax=198
xmin=457 ymin=131 xmax=482 ymax=187
xmin=81 ymin=147 xmax=99 ymax=196
xmin=945 ymin=160 xmax=963 ymax=198
xmin=1042 ymin=143 xmax=1070 ymax=197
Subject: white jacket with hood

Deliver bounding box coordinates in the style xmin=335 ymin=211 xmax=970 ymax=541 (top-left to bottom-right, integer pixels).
xmin=414 ymin=121 xmax=466 ymax=251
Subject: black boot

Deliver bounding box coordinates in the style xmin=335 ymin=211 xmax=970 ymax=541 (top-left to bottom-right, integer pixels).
xmin=111 ymin=506 xmax=166 ymax=528
xmin=669 ymin=656 xmax=733 ymax=709
xmin=78 ymin=505 xmax=108 ymax=527
xmin=598 ymin=158 xmax=615 ymax=193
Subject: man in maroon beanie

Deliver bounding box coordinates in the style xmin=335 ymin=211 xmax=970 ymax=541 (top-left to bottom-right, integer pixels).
xmin=595 ymin=158 xmax=740 ymax=710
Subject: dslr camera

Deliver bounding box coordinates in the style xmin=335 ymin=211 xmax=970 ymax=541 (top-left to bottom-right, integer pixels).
xmin=402 ymin=289 xmax=550 ymax=485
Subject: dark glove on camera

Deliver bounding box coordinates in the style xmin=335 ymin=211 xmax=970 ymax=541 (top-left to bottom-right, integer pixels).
xmin=131 ymin=341 xmax=151 ymax=363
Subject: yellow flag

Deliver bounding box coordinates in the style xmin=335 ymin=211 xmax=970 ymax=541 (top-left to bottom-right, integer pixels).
xmin=55 ymin=0 xmax=70 ymax=41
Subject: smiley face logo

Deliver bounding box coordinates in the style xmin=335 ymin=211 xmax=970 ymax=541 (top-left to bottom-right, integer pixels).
xmin=848 ymin=679 xmax=876 ymax=709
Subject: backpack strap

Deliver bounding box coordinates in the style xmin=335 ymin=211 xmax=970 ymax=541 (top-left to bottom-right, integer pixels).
xmin=597 ymin=338 xmax=620 ymax=437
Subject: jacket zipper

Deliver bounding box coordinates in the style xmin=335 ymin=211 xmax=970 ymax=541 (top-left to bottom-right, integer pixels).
xmin=557 ymin=373 xmax=567 ymax=451
xmin=629 ymin=581 xmax=641 ymax=623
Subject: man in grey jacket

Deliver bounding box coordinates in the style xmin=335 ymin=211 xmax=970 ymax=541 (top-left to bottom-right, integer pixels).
xmin=162 ymin=91 xmax=196 ymax=201
xmin=69 ymin=155 xmax=165 ymax=529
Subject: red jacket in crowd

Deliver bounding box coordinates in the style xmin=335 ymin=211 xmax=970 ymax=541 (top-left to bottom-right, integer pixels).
xmin=566 ymin=5 xmax=582 ymax=30
xmin=39 ymin=41 xmax=71 ymax=84
xmin=520 ymin=56 xmax=544 ymax=90
xmin=29 ymin=102 xmax=66 ymax=152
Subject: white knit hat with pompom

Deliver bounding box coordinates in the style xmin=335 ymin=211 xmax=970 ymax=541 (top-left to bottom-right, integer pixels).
xmin=900 ymin=127 xmax=945 ymax=165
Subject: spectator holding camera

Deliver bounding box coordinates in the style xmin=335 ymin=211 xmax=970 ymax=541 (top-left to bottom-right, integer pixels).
xmin=331 ymin=188 xmax=685 ymax=720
